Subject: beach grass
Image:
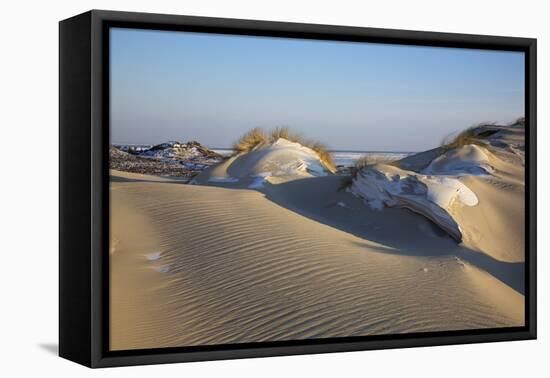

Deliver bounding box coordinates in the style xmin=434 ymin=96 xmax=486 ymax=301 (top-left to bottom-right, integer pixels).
xmin=232 ymin=127 xmax=269 ymax=153
xmin=439 ymin=123 xmax=496 ymax=152
xmin=234 ymin=127 xmax=336 ymax=172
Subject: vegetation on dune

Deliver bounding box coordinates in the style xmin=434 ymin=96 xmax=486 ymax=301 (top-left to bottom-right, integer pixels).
xmin=269 ymin=126 xmax=299 ymax=143
xmin=232 ymin=127 xmax=269 ymax=153
xmin=440 ymin=116 xmax=524 ymax=152
xmin=338 ymin=154 xmax=372 ymax=190
xmin=308 ymin=141 xmax=335 ymax=172
xmin=439 ymin=122 xmax=497 ymax=152
xmin=233 ymin=126 xmax=336 ymax=172
xmin=354 ymin=155 xmax=371 ymax=172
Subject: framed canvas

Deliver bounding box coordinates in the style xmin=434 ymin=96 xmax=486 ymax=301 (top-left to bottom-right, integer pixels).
xmin=59 ymin=10 xmax=537 ymax=368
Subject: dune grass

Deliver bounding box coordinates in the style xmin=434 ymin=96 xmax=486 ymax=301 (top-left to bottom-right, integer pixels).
xmin=269 ymin=126 xmax=299 ymax=143
xmin=439 ymin=122 xmax=498 ymax=152
xmin=337 ymin=155 xmax=371 ymax=190
xmin=233 ymin=127 xmax=335 ymax=172
xmin=232 ymin=128 xmax=269 ymax=153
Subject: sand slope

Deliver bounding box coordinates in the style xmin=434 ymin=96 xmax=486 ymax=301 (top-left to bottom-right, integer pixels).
xmin=351 ymin=126 xmax=525 ymax=263
xmin=194 ymin=138 xmax=333 ymax=187
xmin=110 ymin=170 xmax=524 ymax=350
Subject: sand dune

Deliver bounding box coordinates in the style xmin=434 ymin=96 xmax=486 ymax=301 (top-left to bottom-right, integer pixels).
xmin=110 ymin=168 xmax=524 ymax=350
xmin=351 ymin=125 xmax=525 ymax=263
xmin=110 ymin=123 xmax=524 ymax=350
xmin=194 ymin=138 xmax=333 ymax=187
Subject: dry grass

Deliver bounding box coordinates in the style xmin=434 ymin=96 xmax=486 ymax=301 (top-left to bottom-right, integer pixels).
xmin=233 ymin=127 xmax=335 ymax=172
xmin=232 ymin=127 xmax=268 ymax=153
xmin=354 ymin=155 xmax=371 ymax=171
xmin=269 ymin=127 xmax=299 ymax=143
xmin=347 ymin=155 xmax=372 ymax=179
xmin=439 ymin=123 xmax=496 ymax=152
xmin=338 ymin=155 xmax=371 ymax=190
xmin=309 ymin=142 xmax=335 ymax=172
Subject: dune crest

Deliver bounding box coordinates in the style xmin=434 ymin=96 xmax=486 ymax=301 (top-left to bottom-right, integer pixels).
xmin=194 ymin=138 xmax=334 ymax=186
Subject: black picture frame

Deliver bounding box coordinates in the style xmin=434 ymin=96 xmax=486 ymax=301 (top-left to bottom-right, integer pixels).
xmin=59 ymin=9 xmax=537 ymax=368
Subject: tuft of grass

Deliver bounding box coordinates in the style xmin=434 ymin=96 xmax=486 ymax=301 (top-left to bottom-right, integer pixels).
xmin=338 ymin=155 xmax=372 ymax=191
xmin=354 ymin=155 xmax=371 ymax=171
xmin=233 ymin=127 xmax=335 ymax=172
xmin=348 ymin=155 xmax=371 ymax=179
xmin=232 ymin=127 xmax=268 ymax=153
xmin=309 ymin=141 xmax=335 ymax=172
xmin=439 ymin=123 xmax=496 ymax=152
xmin=269 ymin=126 xmax=293 ymax=142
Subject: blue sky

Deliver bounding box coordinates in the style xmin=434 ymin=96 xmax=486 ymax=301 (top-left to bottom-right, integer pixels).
xmin=110 ymin=28 xmax=524 ymax=151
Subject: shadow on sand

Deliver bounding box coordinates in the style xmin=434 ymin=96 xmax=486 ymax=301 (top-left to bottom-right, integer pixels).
xmin=194 ymin=175 xmax=524 ymax=294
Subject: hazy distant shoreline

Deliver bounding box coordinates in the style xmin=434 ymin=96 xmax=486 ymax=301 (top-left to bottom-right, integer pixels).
xmin=113 ymin=143 xmax=414 ymax=168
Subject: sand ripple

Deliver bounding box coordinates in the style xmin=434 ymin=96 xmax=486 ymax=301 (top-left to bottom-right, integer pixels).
xmin=110 ymin=174 xmax=524 ymax=350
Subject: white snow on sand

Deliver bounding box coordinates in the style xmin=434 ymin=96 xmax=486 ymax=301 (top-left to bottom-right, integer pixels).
xmin=248 ymin=172 xmax=272 ymax=189
xmin=423 ymin=144 xmax=494 ymax=176
xmin=424 ymin=176 xmax=478 ymax=207
xmin=208 ymin=176 xmax=240 ymax=183
xmin=145 ymin=251 xmax=162 ymax=261
xmin=154 ymin=266 xmax=171 ymax=273
xmin=348 ymin=143 xmax=512 ymax=241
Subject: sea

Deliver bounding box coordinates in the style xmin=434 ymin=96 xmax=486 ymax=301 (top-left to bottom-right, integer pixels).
xmin=212 ymin=149 xmax=414 ymax=167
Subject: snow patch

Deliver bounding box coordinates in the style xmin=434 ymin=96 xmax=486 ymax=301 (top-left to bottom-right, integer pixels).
xmin=424 ymin=176 xmax=478 ymax=207
xmin=145 ymin=252 xmax=162 ymax=261
xmin=423 ymin=144 xmax=493 ymax=176
xmin=208 ymin=176 xmax=240 ymax=183
xmin=248 ymin=172 xmax=271 ymax=189
xmin=350 ymin=164 xmax=479 ymax=241
xmin=154 ymin=265 xmax=171 ymax=273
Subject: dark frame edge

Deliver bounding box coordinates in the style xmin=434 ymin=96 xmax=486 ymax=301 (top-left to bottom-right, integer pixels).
xmin=59 ymin=11 xmax=94 ymax=367
xmin=93 ymin=330 xmax=535 ymax=368
xmin=526 ymin=38 xmax=537 ymax=340
xmin=89 ymin=9 xmax=536 ymax=50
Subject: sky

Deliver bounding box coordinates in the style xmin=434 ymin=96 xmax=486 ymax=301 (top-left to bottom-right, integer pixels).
xmin=110 ymin=27 xmax=524 ymax=152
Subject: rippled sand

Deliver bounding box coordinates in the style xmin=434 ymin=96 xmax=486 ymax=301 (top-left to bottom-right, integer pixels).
xmin=109 ymin=170 xmax=523 ymax=351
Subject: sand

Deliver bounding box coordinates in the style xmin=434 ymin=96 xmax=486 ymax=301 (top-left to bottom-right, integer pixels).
xmin=110 ymin=125 xmax=525 ymax=350
xmin=110 ymin=166 xmax=524 ymax=350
